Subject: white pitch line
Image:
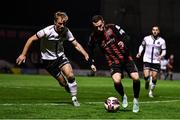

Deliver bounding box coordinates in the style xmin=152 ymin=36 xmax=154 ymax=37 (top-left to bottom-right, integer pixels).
xmin=159 ymin=96 xmax=180 ymax=99
xmin=0 ymin=103 xmax=67 ymax=106
xmin=0 ymin=99 xmax=180 ymax=106
xmin=86 ymin=99 xmax=180 ymax=104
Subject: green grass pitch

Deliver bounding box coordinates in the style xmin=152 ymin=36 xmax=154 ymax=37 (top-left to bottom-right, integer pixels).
xmin=0 ymin=74 xmax=180 ymax=119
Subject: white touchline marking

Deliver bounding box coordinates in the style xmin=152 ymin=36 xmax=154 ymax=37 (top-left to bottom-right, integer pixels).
xmin=86 ymin=99 xmax=180 ymax=104
xmin=1 ymin=86 xmax=61 ymax=91
xmin=0 ymin=99 xmax=180 ymax=106
xmin=159 ymin=96 xmax=180 ymax=99
xmin=0 ymin=103 xmax=67 ymax=106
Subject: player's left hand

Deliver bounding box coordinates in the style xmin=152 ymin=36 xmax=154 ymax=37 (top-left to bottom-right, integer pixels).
xmin=118 ymin=41 xmax=124 ymax=48
xmin=16 ymin=54 xmax=26 ymax=65
xmin=158 ymin=56 xmax=162 ymax=61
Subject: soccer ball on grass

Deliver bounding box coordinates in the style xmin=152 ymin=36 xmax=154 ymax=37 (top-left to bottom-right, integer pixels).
xmin=104 ymin=97 xmax=120 ymax=112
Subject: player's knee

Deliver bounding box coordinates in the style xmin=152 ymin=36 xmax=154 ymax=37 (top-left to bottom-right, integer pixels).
xmin=132 ymin=76 xmax=139 ymax=81
xmin=152 ymin=75 xmax=158 ymax=80
xmin=113 ymin=80 xmax=122 ymax=85
xmin=67 ymin=74 xmax=75 ymax=83
xmin=131 ymin=72 xmax=139 ymax=80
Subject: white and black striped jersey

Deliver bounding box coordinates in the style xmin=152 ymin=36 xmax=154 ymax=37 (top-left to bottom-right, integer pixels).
xmin=36 ymin=25 xmax=75 ymax=60
xmin=138 ymin=35 xmax=166 ymax=64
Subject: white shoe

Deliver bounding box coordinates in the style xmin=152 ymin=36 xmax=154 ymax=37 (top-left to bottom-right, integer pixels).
xmin=72 ymin=96 xmax=80 ymax=107
xmin=148 ymin=91 xmax=154 ymax=98
xmin=132 ymin=98 xmax=139 ymax=113
xmin=122 ymin=94 xmax=128 ymax=109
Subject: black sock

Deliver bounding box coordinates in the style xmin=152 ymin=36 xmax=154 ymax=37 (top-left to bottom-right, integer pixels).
xmin=114 ymin=82 xmax=124 ymax=96
xmin=165 ymin=74 xmax=169 ymax=80
xmin=67 ymin=76 xmax=75 ymax=83
xmin=133 ymin=80 xmax=140 ymax=98
xmin=170 ymin=74 xmax=173 ymax=80
xmin=152 ymin=79 xmax=157 ymax=85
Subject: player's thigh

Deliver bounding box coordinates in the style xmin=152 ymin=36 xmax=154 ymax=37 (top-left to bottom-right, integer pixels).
xmin=112 ymin=72 xmax=122 ymax=83
xmin=125 ymin=60 xmax=139 ymax=80
xmin=61 ymin=63 xmax=74 ymax=78
xmin=152 ymin=71 xmax=158 ymax=79
xmin=143 ymin=62 xmax=151 ymax=77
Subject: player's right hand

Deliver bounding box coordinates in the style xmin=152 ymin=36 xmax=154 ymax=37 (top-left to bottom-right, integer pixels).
xmin=118 ymin=41 xmax=124 ymax=48
xmin=16 ymin=54 xmax=26 ymax=65
xmin=136 ymin=53 xmax=141 ymax=58
xmin=91 ymin=64 xmax=97 ymax=72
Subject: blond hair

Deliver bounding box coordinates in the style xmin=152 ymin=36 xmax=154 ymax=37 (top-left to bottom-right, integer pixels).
xmin=54 ymin=11 xmax=68 ymax=23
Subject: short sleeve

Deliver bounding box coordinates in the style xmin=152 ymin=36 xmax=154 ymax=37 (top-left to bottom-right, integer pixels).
xmin=36 ymin=29 xmax=45 ymax=39
xmin=66 ymin=29 xmax=75 ymax=41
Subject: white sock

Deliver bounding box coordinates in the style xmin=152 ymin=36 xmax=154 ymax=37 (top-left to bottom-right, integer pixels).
xmin=149 ymin=90 xmax=153 ymax=94
xmin=149 ymin=76 xmax=153 ymax=85
xmin=133 ymin=98 xmax=138 ymax=103
xmin=68 ymin=81 xmax=77 ymax=96
xmin=150 ymin=83 xmax=155 ymax=91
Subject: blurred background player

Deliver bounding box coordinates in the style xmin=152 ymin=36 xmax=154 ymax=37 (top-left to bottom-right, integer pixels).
xmin=160 ymin=57 xmax=168 ymax=80
xmin=136 ymin=25 xmax=166 ymax=98
xmin=165 ymin=54 xmax=174 ymax=80
xmin=16 ymin=11 xmax=94 ymax=107
xmin=88 ymin=15 xmax=140 ymax=113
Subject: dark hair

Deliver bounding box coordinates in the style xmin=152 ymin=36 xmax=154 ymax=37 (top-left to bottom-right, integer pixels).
xmin=152 ymin=25 xmax=160 ymax=31
xmin=92 ymin=15 xmax=104 ymax=23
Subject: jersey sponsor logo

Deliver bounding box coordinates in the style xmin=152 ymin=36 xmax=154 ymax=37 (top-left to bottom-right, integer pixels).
xmin=102 ymin=28 xmax=115 ymax=48
xmin=103 ymin=38 xmax=115 ymax=48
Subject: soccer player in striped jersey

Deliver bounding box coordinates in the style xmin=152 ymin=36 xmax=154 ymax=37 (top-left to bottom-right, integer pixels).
xmin=16 ymin=11 xmax=95 ymax=107
xmin=136 ymin=26 xmax=166 ymax=98
xmin=88 ymin=15 xmax=141 ymax=113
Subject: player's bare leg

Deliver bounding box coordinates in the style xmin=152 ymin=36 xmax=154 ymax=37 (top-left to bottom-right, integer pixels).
xmin=61 ymin=63 xmax=80 ymax=107
xmin=149 ymin=71 xmax=158 ymax=98
xmin=144 ymin=69 xmax=151 ymax=90
xmin=56 ymin=74 xmax=70 ymax=93
xmin=112 ymin=73 xmax=128 ymax=109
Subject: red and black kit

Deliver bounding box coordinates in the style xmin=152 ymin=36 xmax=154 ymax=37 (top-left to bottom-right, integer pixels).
xmin=88 ymin=24 xmax=138 ymax=75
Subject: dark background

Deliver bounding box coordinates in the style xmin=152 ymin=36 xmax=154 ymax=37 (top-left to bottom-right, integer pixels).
xmin=0 ymin=0 xmax=179 ymax=71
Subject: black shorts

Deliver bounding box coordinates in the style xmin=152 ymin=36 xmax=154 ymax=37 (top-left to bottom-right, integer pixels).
xmin=110 ymin=60 xmax=138 ymax=77
xmin=42 ymin=54 xmax=70 ymax=79
xmin=143 ymin=62 xmax=160 ymax=72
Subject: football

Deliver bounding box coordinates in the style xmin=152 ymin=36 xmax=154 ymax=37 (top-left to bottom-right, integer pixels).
xmin=104 ymin=97 xmax=120 ymax=112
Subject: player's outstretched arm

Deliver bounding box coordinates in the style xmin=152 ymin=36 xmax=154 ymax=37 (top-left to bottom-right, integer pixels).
xmin=72 ymin=40 xmax=89 ymax=60
xmin=71 ymin=39 xmax=97 ymax=71
xmin=136 ymin=44 xmax=144 ymax=58
xmin=16 ymin=34 xmax=39 ymax=65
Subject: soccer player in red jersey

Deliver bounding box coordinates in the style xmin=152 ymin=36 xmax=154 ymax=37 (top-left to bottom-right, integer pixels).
xmin=88 ymin=15 xmax=140 ymax=113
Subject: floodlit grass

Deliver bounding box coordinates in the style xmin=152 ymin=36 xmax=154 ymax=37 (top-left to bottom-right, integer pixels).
xmin=0 ymin=74 xmax=180 ymax=119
